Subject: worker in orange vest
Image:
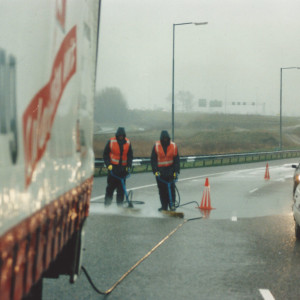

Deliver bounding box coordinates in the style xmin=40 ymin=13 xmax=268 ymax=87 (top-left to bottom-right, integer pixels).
xmin=103 ymin=127 xmax=133 ymax=206
xmin=151 ymin=130 xmax=180 ymax=211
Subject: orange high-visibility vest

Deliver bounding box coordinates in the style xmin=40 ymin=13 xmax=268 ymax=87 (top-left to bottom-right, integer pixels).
xmin=109 ymin=137 xmax=130 ymax=166
xmin=155 ymin=141 xmax=178 ymax=167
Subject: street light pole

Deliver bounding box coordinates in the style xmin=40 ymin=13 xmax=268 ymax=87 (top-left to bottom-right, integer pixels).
xmin=171 ymin=22 xmax=208 ymax=141
xmin=279 ymin=67 xmax=300 ymax=150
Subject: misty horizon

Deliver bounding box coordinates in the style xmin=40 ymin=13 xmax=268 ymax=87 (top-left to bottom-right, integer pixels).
xmin=96 ymin=0 xmax=300 ymax=117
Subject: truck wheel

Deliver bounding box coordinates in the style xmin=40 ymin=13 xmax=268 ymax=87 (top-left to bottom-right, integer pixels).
xmin=295 ymin=222 xmax=300 ymax=240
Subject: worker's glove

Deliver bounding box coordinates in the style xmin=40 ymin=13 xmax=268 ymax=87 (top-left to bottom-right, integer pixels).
xmin=107 ymin=164 xmax=113 ymax=171
xmin=155 ymin=171 xmax=160 ymax=177
xmin=173 ymin=172 xmax=178 ymax=179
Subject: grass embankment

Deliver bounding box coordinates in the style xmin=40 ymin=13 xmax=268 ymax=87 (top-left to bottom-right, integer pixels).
xmin=93 ymin=111 xmax=300 ymax=158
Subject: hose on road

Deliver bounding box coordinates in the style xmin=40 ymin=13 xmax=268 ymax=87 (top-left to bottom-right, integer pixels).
xmin=82 ymin=216 xmax=202 ymax=296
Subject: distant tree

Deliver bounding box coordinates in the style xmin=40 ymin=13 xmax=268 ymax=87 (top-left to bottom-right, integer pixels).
xmin=94 ymin=87 xmax=128 ymax=123
xmin=177 ymin=91 xmax=194 ymax=111
xmin=166 ymin=90 xmax=194 ymax=112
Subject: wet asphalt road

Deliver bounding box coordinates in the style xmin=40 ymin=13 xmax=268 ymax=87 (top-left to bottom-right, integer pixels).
xmin=42 ymin=158 xmax=300 ymax=300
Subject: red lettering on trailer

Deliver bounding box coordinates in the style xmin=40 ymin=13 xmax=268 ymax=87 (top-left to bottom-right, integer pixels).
xmin=23 ymin=26 xmax=77 ymax=187
xmin=56 ymin=0 xmax=67 ymax=30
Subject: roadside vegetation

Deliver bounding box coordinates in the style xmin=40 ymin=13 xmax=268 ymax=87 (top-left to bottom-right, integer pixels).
xmin=93 ymin=110 xmax=300 ymax=158
xmin=93 ymin=87 xmax=300 ymax=158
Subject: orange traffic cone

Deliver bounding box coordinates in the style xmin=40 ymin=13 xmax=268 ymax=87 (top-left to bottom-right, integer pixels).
xmin=199 ymin=178 xmax=214 ymax=210
xmin=264 ymin=163 xmax=270 ymax=180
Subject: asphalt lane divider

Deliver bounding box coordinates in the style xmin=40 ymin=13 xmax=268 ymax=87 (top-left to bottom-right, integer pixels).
xmin=81 ymin=217 xmax=202 ymax=295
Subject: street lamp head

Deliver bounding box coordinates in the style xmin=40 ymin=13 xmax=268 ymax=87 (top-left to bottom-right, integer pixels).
xmin=172 ymin=20 xmax=208 ymax=141
xmin=193 ymin=22 xmax=208 ymax=25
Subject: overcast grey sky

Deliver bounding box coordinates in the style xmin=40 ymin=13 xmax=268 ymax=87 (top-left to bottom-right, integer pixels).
xmin=96 ymin=0 xmax=300 ymax=115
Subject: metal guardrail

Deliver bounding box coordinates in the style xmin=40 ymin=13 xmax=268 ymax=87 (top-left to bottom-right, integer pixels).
xmin=94 ymin=149 xmax=300 ymax=176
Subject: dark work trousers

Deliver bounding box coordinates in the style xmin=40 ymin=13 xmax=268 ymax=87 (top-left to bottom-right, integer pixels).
xmin=105 ymin=173 xmax=125 ymax=206
xmin=156 ymin=176 xmax=176 ymax=210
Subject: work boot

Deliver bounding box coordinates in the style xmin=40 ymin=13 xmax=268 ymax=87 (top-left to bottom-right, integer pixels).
xmin=104 ymin=196 xmax=112 ymax=207
xmin=170 ymin=205 xmax=176 ymax=211
xmin=158 ymin=207 xmax=163 ymax=212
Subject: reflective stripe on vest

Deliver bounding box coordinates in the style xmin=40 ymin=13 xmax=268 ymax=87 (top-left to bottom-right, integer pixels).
xmin=155 ymin=141 xmax=177 ymax=167
xmin=109 ymin=137 xmax=130 ymax=166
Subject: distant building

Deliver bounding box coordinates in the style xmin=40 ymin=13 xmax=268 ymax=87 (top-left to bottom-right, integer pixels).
xmin=198 ymin=98 xmax=207 ymax=107
xmin=209 ymin=100 xmax=222 ymax=107
xmin=195 ymin=98 xmax=266 ymax=115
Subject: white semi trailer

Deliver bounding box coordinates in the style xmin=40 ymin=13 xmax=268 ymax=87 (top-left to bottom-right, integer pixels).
xmin=0 ymin=1 xmax=101 ymax=299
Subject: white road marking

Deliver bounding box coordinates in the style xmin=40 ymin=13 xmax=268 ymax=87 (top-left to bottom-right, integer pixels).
xmin=176 ymin=171 xmax=228 ymax=182
xmin=91 ymin=195 xmax=104 ymax=201
xmin=91 ymin=171 xmax=228 ymax=202
xmin=91 ymin=163 xmax=293 ymax=202
xmin=249 ymin=188 xmax=258 ymax=193
xmin=259 ymin=289 xmax=275 ymax=300
xmin=91 ymin=183 xmax=157 ymax=202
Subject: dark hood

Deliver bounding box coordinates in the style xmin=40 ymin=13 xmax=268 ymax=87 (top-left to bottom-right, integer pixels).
xmin=160 ymin=130 xmax=170 ymax=147
xmin=115 ymin=127 xmax=126 ymax=138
